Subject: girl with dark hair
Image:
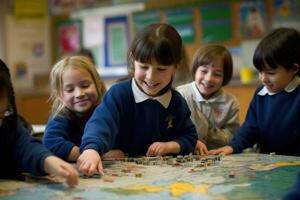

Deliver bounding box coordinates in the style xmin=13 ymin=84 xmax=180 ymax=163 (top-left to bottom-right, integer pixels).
xmin=77 ymin=24 xmax=197 ymax=176
xmin=0 ymin=59 xmax=78 ymax=187
xmin=209 ymin=27 xmax=300 ymax=156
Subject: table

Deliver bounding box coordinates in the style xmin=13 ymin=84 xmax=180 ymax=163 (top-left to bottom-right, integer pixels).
xmin=1 ymin=153 xmax=300 ymax=200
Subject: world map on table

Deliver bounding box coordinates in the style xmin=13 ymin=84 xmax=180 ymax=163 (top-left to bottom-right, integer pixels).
xmin=1 ymin=153 xmax=300 ymax=200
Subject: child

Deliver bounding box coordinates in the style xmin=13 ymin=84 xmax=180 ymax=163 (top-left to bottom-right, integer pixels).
xmin=209 ymin=27 xmax=300 ymax=156
xmin=77 ymin=23 xmax=198 ymax=176
xmin=43 ymin=56 xmax=107 ymax=162
xmin=0 ymin=59 xmax=78 ymax=187
xmin=177 ymin=44 xmax=240 ymax=155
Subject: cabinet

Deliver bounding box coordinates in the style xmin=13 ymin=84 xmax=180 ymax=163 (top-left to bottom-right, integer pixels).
xmin=223 ymin=84 xmax=257 ymax=123
xmin=16 ymin=93 xmax=51 ymax=124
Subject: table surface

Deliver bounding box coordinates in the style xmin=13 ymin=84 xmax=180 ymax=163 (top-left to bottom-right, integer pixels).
xmin=1 ymin=153 xmax=300 ymax=200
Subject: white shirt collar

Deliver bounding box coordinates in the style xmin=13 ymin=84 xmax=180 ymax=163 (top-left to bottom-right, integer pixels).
xmin=132 ymin=78 xmax=172 ymax=109
xmin=191 ymin=81 xmax=224 ymax=103
xmin=258 ymin=76 xmax=300 ymax=96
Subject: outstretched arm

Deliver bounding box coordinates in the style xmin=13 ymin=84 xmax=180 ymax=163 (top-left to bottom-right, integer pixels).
xmin=44 ymin=156 xmax=79 ymax=187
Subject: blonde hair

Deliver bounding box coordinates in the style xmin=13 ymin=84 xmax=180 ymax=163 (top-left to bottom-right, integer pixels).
xmin=50 ymin=56 xmax=106 ymax=116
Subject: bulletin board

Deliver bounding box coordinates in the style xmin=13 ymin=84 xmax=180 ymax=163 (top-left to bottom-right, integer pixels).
xmin=166 ymin=9 xmax=196 ymax=44
xmin=104 ymin=15 xmax=129 ymax=67
xmin=5 ymin=16 xmax=51 ymax=90
xmin=56 ymin=18 xmax=82 ymax=57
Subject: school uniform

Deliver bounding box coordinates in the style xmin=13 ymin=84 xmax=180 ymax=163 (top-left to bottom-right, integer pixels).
xmin=230 ymin=76 xmax=300 ymax=156
xmin=0 ymin=123 xmax=52 ymax=179
xmin=43 ymin=112 xmax=89 ymax=160
xmin=80 ymin=79 xmax=198 ymax=157
xmin=177 ymin=82 xmax=240 ymax=149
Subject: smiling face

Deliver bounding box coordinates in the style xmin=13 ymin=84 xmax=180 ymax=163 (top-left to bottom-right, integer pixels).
xmin=259 ymin=64 xmax=298 ymax=93
xmin=194 ymin=59 xmax=224 ymax=99
xmin=134 ymin=60 xmax=175 ymax=97
xmin=62 ymin=68 xmax=98 ymax=114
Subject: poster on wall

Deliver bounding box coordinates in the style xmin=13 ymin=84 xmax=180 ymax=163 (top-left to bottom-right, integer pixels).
xmin=56 ymin=19 xmax=82 ymax=56
xmin=166 ymin=9 xmax=195 ymax=44
xmin=100 ymin=15 xmax=129 ymax=78
xmin=133 ymin=11 xmax=161 ymax=32
xmin=200 ymin=2 xmax=232 ymax=43
xmin=5 ymin=16 xmax=51 ymax=90
xmin=272 ymin=0 xmax=300 ymax=29
xmin=104 ymin=16 xmax=129 ymax=67
xmin=240 ymin=1 xmax=267 ymax=39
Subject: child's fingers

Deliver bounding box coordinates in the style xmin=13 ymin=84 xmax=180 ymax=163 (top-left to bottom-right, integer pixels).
xmin=146 ymin=144 xmax=155 ymax=156
xmin=208 ymin=149 xmax=221 ymax=155
xmin=203 ymin=146 xmax=209 ymax=155
xmin=78 ymin=161 xmax=93 ymax=175
xmin=97 ymin=161 xmax=104 ymax=175
xmin=59 ymin=164 xmax=79 ymax=187
xmin=146 ymin=147 xmax=153 ymax=156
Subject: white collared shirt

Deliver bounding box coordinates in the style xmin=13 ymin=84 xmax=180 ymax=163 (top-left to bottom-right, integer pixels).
xmin=176 ymin=81 xmax=240 ymax=149
xmin=131 ymin=78 xmax=172 ymax=109
xmin=258 ymin=76 xmax=300 ymax=96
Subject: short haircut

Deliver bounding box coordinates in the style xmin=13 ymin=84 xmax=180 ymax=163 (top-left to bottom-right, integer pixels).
xmin=191 ymin=44 xmax=233 ymax=86
xmin=253 ymin=27 xmax=300 ymax=76
xmin=127 ymin=23 xmax=182 ymax=76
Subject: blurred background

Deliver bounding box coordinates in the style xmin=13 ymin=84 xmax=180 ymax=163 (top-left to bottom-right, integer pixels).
xmin=0 ymin=0 xmax=299 ymax=125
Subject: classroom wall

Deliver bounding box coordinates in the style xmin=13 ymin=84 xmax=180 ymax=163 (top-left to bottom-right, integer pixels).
xmin=2 ymin=0 xmax=300 ymax=125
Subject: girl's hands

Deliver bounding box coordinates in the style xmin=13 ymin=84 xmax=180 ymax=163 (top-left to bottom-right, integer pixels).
xmin=44 ymin=156 xmax=79 ymax=187
xmin=146 ymin=141 xmax=180 ymax=156
xmin=195 ymin=140 xmax=209 ymax=155
xmin=208 ymin=145 xmax=233 ymax=155
xmin=77 ymin=149 xmax=103 ymax=176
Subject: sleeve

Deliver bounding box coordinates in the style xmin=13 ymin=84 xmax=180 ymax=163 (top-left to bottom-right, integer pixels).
xmin=229 ymin=93 xmax=260 ymax=153
xmin=171 ymin=94 xmax=198 ymax=155
xmin=43 ymin=116 xmax=75 ymax=160
xmin=80 ymin=86 xmax=123 ymax=155
xmin=207 ymin=95 xmax=240 ymax=148
xmin=14 ymin=125 xmax=52 ymax=176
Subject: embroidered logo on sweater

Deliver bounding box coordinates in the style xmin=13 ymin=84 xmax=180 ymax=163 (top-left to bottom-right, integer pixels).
xmin=166 ymin=115 xmax=174 ymax=128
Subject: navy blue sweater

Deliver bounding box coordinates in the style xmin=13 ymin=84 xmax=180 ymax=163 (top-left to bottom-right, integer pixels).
xmin=43 ymin=112 xmax=89 ymax=160
xmin=80 ymin=80 xmax=198 ymax=156
xmin=230 ymin=85 xmax=300 ymax=156
xmin=0 ymin=123 xmax=51 ymax=178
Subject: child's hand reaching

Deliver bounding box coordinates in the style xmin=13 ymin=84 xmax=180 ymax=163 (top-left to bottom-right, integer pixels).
xmin=44 ymin=156 xmax=79 ymax=187
xmin=208 ymin=145 xmax=233 ymax=155
xmin=146 ymin=141 xmax=180 ymax=156
xmin=102 ymin=149 xmax=125 ymax=160
xmin=195 ymin=140 xmax=209 ymax=155
xmin=77 ymin=149 xmax=103 ymax=176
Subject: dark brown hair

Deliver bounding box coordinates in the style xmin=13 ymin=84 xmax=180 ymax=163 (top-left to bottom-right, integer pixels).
xmin=253 ymin=27 xmax=300 ymax=76
xmin=191 ymin=44 xmax=233 ymax=86
xmin=127 ymin=23 xmax=183 ymax=77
